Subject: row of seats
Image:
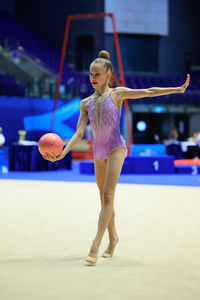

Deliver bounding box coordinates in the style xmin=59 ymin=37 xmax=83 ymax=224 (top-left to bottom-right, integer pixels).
xmin=65 ymin=72 xmax=200 ymax=102
xmin=125 ymin=73 xmax=200 ymax=90
xmin=0 ymin=11 xmax=73 ymax=83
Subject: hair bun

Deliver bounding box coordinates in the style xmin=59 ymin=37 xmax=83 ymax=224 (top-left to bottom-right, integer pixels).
xmin=98 ymin=50 xmax=110 ymax=60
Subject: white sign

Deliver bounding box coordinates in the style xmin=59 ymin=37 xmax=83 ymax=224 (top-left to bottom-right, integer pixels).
xmin=105 ymin=0 xmax=168 ymax=36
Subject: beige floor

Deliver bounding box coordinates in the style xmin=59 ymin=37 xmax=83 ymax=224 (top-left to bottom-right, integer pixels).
xmin=0 ymin=179 xmax=200 ymax=300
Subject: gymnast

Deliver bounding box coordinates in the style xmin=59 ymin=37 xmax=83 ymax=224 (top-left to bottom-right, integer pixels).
xmin=44 ymin=50 xmax=190 ymax=264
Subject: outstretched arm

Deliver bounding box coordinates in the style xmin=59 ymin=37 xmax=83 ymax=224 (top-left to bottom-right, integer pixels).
xmin=114 ymin=74 xmax=190 ymax=103
xmin=44 ymin=100 xmax=88 ymax=162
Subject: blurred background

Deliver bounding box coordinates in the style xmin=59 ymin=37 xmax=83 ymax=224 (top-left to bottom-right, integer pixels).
xmin=0 ymin=0 xmax=200 ymax=173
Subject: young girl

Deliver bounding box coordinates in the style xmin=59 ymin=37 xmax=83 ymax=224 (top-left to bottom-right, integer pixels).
xmin=44 ymin=50 xmax=190 ymax=264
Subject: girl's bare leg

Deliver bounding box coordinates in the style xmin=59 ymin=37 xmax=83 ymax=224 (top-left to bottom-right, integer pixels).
xmin=86 ymin=148 xmax=125 ymax=262
xmin=90 ymin=160 xmax=119 ymax=257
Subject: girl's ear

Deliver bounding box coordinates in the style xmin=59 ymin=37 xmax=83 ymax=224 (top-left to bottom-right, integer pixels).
xmin=107 ymin=71 xmax=111 ymax=79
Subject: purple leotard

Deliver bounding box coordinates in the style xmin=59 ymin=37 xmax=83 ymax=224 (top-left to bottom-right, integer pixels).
xmin=88 ymin=92 xmax=127 ymax=160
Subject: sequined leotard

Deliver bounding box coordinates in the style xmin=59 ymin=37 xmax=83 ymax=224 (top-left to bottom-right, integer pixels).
xmin=88 ymin=92 xmax=127 ymax=160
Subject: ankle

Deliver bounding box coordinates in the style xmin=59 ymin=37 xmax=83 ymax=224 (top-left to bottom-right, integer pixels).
xmin=92 ymin=239 xmax=101 ymax=248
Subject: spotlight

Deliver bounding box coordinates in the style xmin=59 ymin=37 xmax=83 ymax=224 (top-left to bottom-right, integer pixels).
xmin=137 ymin=121 xmax=147 ymax=132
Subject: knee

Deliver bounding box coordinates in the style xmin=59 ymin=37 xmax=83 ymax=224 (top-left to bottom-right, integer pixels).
xmin=98 ymin=189 xmax=104 ymax=203
xmin=103 ymin=191 xmax=113 ymax=205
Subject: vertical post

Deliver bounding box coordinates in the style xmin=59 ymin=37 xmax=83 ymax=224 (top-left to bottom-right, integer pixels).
xmin=51 ymin=16 xmax=72 ymax=132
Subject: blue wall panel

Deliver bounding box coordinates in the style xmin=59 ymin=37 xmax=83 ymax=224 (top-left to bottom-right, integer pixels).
xmin=0 ymin=96 xmax=81 ymax=144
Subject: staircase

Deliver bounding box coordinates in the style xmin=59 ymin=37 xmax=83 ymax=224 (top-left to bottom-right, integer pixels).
xmin=0 ymin=46 xmax=57 ymax=97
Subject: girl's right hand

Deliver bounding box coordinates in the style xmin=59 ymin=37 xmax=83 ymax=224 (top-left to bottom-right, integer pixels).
xmin=179 ymin=74 xmax=190 ymax=93
xmin=42 ymin=151 xmax=65 ymax=162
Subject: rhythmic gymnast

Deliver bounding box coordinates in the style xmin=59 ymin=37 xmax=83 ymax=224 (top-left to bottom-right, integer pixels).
xmin=44 ymin=50 xmax=190 ymax=264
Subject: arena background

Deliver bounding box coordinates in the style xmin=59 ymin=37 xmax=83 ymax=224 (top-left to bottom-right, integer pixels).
xmin=0 ymin=1 xmax=200 ymax=300
xmin=0 ymin=0 xmax=200 ymax=145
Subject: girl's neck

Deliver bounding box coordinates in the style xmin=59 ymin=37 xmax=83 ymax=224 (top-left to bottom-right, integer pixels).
xmin=95 ymin=84 xmax=111 ymax=96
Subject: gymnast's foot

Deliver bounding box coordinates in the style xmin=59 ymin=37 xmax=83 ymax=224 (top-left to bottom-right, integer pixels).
xmin=102 ymin=236 xmax=119 ymax=258
xmin=86 ymin=241 xmax=99 ymax=264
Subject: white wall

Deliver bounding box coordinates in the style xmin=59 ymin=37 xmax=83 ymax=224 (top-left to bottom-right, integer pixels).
xmin=105 ymin=0 xmax=168 ymax=36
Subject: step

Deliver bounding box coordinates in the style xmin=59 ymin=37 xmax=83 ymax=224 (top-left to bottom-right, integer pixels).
xmin=175 ymin=165 xmax=200 ymax=175
xmin=79 ymin=160 xmax=131 ymax=175
xmin=126 ymin=155 xmax=175 ymax=174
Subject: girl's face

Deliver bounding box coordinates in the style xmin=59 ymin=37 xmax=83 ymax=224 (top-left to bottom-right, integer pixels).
xmin=89 ymin=63 xmax=109 ymax=89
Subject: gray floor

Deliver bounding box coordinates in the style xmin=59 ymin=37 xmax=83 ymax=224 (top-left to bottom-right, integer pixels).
xmin=0 ymin=180 xmax=200 ymax=300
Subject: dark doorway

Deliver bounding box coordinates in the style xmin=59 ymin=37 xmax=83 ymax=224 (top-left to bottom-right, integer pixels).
xmin=174 ymin=115 xmax=189 ymax=141
xmin=75 ymin=35 xmax=94 ymax=71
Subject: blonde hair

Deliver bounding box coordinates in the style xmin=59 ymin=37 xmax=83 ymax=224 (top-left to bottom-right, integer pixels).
xmin=91 ymin=50 xmax=113 ymax=73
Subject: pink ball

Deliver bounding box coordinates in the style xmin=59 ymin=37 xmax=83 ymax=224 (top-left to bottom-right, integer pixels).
xmin=38 ymin=133 xmax=63 ymax=157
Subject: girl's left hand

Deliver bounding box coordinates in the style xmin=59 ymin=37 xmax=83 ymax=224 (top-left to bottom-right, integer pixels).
xmin=179 ymin=74 xmax=190 ymax=93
